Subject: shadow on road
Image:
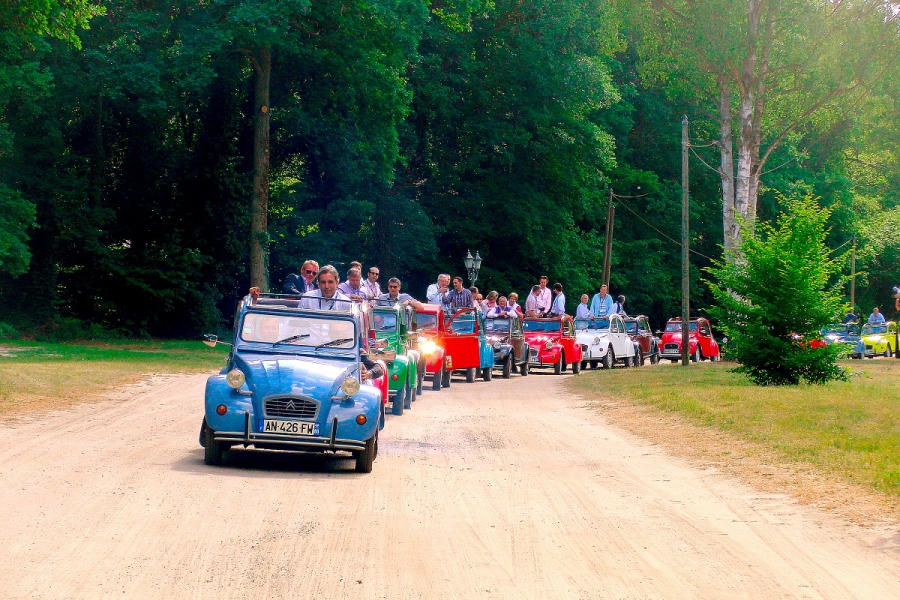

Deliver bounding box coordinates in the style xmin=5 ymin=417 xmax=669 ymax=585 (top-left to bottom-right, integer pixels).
xmin=172 ymin=447 xmax=364 ymax=477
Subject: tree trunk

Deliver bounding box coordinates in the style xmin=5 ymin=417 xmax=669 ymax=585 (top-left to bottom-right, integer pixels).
xmin=718 ymin=75 xmax=737 ymax=252
xmin=249 ymin=45 xmax=271 ymax=291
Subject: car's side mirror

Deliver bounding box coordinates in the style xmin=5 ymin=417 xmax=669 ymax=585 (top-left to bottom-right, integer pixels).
xmin=407 ymin=331 xmax=418 ymax=341
xmin=203 ymin=334 xmax=218 ymax=347
xmin=654 ymin=330 xmax=662 ymax=336
xmin=374 ymin=338 xmax=389 ymax=348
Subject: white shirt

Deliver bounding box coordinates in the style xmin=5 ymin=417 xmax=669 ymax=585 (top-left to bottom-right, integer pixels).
xmin=299 ymin=290 xmax=352 ymax=311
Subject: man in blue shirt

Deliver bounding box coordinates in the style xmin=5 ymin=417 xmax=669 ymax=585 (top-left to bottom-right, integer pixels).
xmin=550 ymin=283 xmax=566 ymax=318
xmin=377 ymin=277 xmax=424 ymax=310
xmin=590 ymin=284 xmax=614 ymax=317
xmin=869 ymin=307 xmax=886 ymax=324
xmin=441 ymin=276 xmax=474 ymax=312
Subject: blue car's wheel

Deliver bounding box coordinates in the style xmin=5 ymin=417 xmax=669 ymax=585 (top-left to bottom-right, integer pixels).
xmin=202 ymin=421 xmax=223 ymax=466
xmin=355 ymin=431 xmax=377 ymax=473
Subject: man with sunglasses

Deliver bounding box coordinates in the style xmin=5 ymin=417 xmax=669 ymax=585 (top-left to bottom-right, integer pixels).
xmin=377 ymin=277 xmax=424 ymax=310
xmin=363 ymin=267 xmax=382 ymax=299
xmin=283 ymin=260 xmax=319 ymax=295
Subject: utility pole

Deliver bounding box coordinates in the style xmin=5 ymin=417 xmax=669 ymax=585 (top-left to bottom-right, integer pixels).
xmin=681 ymin=115 xmax=690 ymax=367
xmin=849 ymin=234 xmax=857 ymax=314
xmin=601 ymin=188 xmax=615 ymax=287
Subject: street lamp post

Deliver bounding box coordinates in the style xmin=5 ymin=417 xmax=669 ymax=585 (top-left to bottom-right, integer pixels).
xmin=464 ymin=250 xmax=483 ymax=284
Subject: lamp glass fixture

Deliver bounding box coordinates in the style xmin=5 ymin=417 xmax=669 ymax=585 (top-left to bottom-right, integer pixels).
xmin=464 ymin=250 xmax=474 ymax=270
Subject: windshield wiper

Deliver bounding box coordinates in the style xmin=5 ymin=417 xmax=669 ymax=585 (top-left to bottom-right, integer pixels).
xmin=273 ymin=333 xmax=310 ymax=346
xmin=315 ymin=338 xmax=354 ymax=349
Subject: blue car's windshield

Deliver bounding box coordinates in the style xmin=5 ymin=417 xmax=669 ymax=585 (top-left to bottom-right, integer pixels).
xmin=575 ymin=318 xmax=609 ymax=330
xmin=523 ymin=320 xmax=561 ymax=333
xmin=485 ymin=318 xmax=511 ymax=332
xmin=241 ymin=313 xmax=356 ymax=349
xmin=373 ymin=310 xmax=398 ymax=333
xmin=449 ymin=314 xmax=476 ymax=334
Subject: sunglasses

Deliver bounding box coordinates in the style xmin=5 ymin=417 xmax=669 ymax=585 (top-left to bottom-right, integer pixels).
xmin=369 ymin=271 xmax=379 ymax=275
xmin=388 ymin=285 xmax=400 ymax=289
xmin=304 ymin=269 xmax=317 ymax=275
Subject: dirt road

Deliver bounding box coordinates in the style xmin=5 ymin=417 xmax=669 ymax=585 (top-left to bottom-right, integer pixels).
xmin=3 ymin=371 xmax=900 ymax=599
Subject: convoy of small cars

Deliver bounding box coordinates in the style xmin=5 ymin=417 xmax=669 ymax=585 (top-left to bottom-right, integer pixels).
xmin=202 ymin=288 xmax=895 ymax=473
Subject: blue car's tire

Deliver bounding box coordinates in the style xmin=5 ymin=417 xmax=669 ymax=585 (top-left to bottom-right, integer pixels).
xmin=355 ymin=432 xmax=377 ymax=473
xmin=465 ymin=368 xmax=476 ymax=383
xmin=202 ymin=422 xmax=223 ymax=466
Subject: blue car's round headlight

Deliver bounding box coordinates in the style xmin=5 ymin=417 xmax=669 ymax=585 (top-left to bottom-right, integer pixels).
xmin=226 ymin=369 xmax=245 ymax=389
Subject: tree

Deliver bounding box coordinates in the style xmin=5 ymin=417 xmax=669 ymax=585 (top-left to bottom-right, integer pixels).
xmin=634 ymin=0 xmax=900 ymax=251
xmin=706 ymin=195 xmax=847 ymax=385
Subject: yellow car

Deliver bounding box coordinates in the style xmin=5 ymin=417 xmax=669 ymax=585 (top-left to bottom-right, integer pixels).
xmin=861 ymin=321 xmax=897 ymax=358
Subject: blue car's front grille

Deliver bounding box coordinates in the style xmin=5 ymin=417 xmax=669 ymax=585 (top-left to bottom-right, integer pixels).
xmin=264 ymin=396 xmax=319 ymax=419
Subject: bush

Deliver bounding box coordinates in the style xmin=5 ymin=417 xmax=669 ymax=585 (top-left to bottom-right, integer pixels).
xmin=706 ymin=195 xmax=848 ymax=385
xmin=0 ymin=321 xmax=19 ymax=340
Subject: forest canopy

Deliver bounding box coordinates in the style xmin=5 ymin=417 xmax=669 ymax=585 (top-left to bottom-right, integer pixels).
xmin=1 ymin=0 xmax=898 ymax=337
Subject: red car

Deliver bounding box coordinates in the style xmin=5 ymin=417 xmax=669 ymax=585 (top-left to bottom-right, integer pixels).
xmin=523 ymin=316 xmax=584 ymax=374
xmin=415 ymin=304 xmax=453 ymax=391
xmin=659 ymin=317 xmax=721 ymax=362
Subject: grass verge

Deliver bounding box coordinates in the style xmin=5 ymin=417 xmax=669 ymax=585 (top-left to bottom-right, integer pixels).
xmin=569 ymin=360 xmax=900 ymax=525
xmin=0 ymin=340 xmax=227 ymax=416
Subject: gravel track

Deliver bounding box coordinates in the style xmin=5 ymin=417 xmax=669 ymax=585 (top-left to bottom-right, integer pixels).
xmin=2 ymin=371 xmax=900 ymax=598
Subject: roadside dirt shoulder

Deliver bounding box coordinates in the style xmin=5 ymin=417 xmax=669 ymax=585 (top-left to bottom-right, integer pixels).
xmin=570 ymin=381 xmax=900 ymax=528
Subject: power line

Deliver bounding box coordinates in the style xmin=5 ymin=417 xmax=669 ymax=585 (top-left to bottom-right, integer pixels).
xmin=613 ymin=195 xmax=718 ymax=262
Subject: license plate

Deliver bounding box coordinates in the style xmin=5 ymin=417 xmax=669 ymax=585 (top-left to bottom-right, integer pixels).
xmin=258 ymin=420 xmax=319 ymax=436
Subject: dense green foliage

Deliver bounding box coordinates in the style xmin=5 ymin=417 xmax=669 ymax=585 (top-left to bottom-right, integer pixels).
xmin=707 ymin=197 xmax=848 ymax=385
xmin=0 ymin=0 xmax=898 ymax=337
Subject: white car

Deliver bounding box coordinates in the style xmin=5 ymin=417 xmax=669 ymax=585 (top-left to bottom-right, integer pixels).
xmin=575 ymin=314 xmax=637 ymax=369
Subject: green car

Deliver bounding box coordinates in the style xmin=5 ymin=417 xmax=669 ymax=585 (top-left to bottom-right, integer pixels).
xmin=372 ymin=303 xmax=422 ymax=416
